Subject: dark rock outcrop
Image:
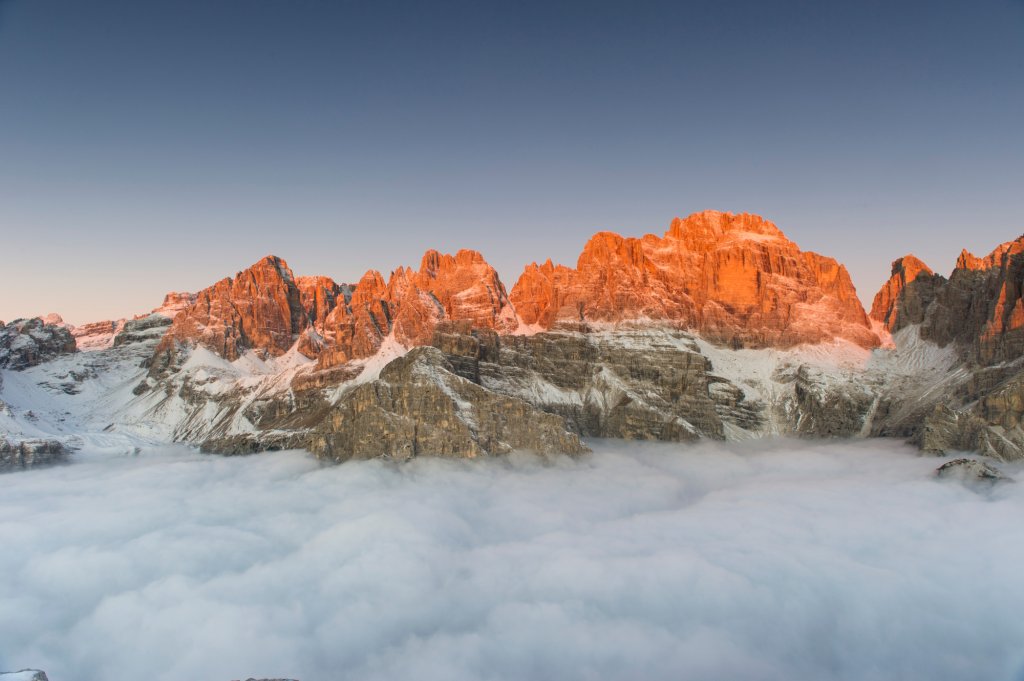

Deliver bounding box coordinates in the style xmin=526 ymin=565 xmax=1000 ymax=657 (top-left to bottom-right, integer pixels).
xmin=0 ymin=671 xmax=50 ymax=681
xmin=0 ymin=439 xmax=70 ymax=471
xmin=935 ymin=457 xmax=1012 ymax=485
xmin=308 ymin=347 xmax=588 ymax=461
xmin=433 ymin=325 xmax=726 ymax=441
xmin=785 ymin=365 xmax=875 ymax=438
xmin=113 ymin=314 xmax=173 ymax=348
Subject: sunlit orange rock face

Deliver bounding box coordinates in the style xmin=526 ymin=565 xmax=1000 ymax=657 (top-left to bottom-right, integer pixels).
xmin=152 ymin=292 xmax=197 ymax=319
xmin=316 ymin=249 xmax=516 ymax=367
xmin=963 ymin=237 xmax=1024 ymax=363
xmin=157 ymin=211 xmax=881 ymax=366
xmin=157 ymin=256 xmax=309 ymax=361
xmin=294 ymin=276 xmax=344 ymax=358
xmin=158 ymin=250 xmax=516 ymax=366
xmin=871 ymin=236 xmax=1024 ymax=364
xmin=510 ymin=210 xmax=879 ymax=348
xmin=869 ymin=255 xmax=935 ymax=332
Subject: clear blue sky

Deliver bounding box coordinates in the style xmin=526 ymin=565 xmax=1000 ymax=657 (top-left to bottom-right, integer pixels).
xmin=1 ymin=0 xmax=1022 ymax=324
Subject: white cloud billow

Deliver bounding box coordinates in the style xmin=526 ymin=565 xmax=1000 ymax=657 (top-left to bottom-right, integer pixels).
xmin=1 ymin=439 xmax=1023 ymax=681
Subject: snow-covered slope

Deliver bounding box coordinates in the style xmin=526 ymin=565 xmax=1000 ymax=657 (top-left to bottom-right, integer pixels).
xmin=2 ymin=308 xmax=1021 ymax=467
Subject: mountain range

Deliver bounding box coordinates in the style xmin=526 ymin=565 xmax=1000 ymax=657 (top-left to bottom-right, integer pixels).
xmin=4 ymin=209 xmax=1024 ymax=470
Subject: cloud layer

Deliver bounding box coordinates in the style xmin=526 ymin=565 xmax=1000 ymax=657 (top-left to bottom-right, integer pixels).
xmin=2 ymin=439 xmax=1023 ymax=681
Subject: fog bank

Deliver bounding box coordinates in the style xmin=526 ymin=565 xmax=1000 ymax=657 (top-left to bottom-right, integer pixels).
xmin=1 ymin=439 xmax=1023 ymax=681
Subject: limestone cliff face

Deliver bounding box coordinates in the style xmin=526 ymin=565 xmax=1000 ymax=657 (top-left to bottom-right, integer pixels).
xmin=152 ymin=291 xmax=197 ymax=319
xmin=871 ymin=236 xmax=1024 ymax=364
xmin=433 ymin=324 xmax=729 ymax=442
xmin=294 ymin=275 xmax=344 ymax=358
xmin=309 ymin=347 xmax=588 ymax=461
xmin=296 ymin=276 xmax=343 ymax=332
xmin=155 ymin=249 xmax=518 ymax=370
xmin=71 ymin=319 xmax=125 ymax=351
xmin=315 ymin=249 xmax=515 ymax=368
xmin=869 ymin=255 xmax=941 ymax=332
xmin=151 ymin=212 xmax=880 ymax=373
xmin=961 ymin=237 xmax=1024 ymax=364
xmin=861 ymin=235 xmax=1024 ymax=460
xmin=413 ymin=249 xmax=517 ymax=334
xmin=156 ymin=256 xmax=308 ymax=362
xmin=185 ymin=323 xmax=890 ymax=459
xmin=510 ymin=211 xmax=879 ymax=349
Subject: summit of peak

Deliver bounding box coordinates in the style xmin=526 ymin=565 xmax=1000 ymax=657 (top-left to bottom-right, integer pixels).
xmin=666 ymin=211 xmax=785 ymax=242
xmin=891 ymin=254 xmax=933 ymax=278
xmin=510 ymin=212 xmax=876 ymax=348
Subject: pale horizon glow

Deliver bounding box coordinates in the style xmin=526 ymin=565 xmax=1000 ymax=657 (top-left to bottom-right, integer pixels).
xmin=3 ymin=213 xmax=1022 ymax=327
xmin=1 ymin=0 xmax=1022 ymax=325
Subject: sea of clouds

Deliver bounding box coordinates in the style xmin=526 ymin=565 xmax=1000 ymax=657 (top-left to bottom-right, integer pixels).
xmin=1 ymin=439 xmax=1023 ymax=681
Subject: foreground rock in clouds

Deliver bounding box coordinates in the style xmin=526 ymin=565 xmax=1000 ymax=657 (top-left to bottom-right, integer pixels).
xmin=308 ymin=346 xmax=587 ymax=461
xmin=935 ymin=457 xmax=1012 ymax=486
xmin=0 ymin=671 xmax=50 ymax=681
xmin=0 ymin=438 xmax=70 ymax=471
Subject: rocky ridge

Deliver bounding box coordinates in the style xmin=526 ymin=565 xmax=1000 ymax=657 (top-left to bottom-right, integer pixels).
xmin=0 ymin=318 xmax=76 ymax=370
xmin=510 ymin=211 xmax=878 ymax=349
xmin=864 ymin=236 xmax=1024 ymax=459
xmin=4 ymin=211 xmax=1024 ymax=466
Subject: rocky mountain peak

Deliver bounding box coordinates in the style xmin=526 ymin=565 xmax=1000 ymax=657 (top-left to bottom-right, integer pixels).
xmin=666 ymin=210 xmax=786 ymax=243
xmin=155 ymin=254 xmax=310 ymax=363
xmin=956 ymin=248 xmax=985 ymax=271
xmin=871 ymin=234 xmax=1024 ymax=364
xmin=41 ymin=313 xmax=67 ymax=327
xmin=252 ymin=254 xmax=295 ymax=281
xmin=869 ymin=254 xmax=937 ymax=332
xmin=149 ymin=212 xmax=883 ymax=370
xmin=510 ymin=212 xmax=878 ymax=348
xmin=0 ymin=317 xmax=77 ymax=370
xmin=955 ymin=237 xmax=1024 ymax=272
xmin=153 ymin=292 xmax=197 ymax=319
xmin=316 ymin=249 xmax=515 ymax=368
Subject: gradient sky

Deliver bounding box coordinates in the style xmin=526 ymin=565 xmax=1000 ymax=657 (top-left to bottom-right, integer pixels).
xmin=1 ymin=0 xmax=1022 ymax=325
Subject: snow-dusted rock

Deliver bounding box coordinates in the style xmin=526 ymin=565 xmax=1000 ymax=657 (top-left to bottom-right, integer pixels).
xmin=309 ymin=346 xmax=587 ymax=461
xmin=10 ymin=211 xmax=1024 ymax=465
xmin=0 ymin=438 xmax=70 ymax=471
xmin=112 ymin=314 xmax=172 ymax=348
xmin=70 ymin=319 xmax=125 ymax=351
xmin=0 ymin=318 xmax=76 ymax=370
xmin=0 ymin=670 xmax=49 ymax=681
xmin=151 ymin=290 xmax=196 ymax=318
xmin=935 ymin=457 xmax=1012 ymax=485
